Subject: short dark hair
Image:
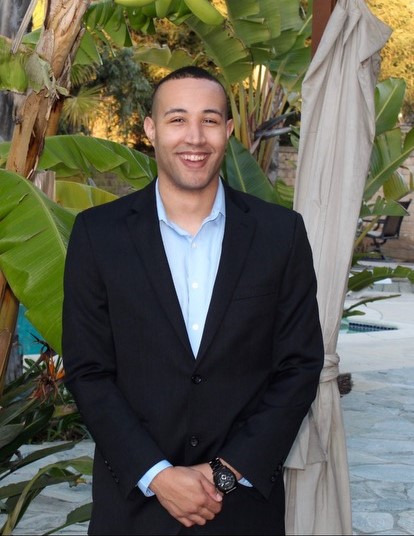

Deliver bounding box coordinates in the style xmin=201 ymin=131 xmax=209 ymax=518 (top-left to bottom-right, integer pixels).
xmin=151 ymin=66 xmax=229 ymax=116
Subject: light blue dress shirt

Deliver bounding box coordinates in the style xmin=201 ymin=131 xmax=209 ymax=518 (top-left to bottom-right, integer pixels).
xmin=137 ymin=179 xmax=251 ymax=496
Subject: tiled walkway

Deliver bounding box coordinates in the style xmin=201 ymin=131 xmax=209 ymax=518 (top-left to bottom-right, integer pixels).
xmin=3 ymin=269 xmax=414 ymax=535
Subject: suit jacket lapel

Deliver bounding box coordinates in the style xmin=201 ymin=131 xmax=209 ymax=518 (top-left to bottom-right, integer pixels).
xmin=126 ymin=183 xmax=193 ymax=358
xmin=197 ymin=186 xmax=256 ymax=361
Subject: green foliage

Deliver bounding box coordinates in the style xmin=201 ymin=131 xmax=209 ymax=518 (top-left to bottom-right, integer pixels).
xmin=0 ymin=171 xmax=74 ymax=355
xmin=356 ymin=78 xmax=414 ymax=256
xmin=95 ymin=47 xmax=153 ymax=142
xmin=0 ymin=351 xmax=92 ymax=534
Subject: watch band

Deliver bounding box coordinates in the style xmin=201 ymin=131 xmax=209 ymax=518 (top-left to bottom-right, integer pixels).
xmin=209 ymin=457 xmax=223 ymax=472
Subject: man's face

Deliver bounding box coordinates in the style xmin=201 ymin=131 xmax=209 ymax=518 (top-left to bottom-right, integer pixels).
xmin=144 ymin=77 xmax=233 ymax=193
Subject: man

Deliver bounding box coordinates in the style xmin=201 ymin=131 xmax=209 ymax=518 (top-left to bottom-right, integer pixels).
xmin=62 ymin=66 xmax=324 ymax=535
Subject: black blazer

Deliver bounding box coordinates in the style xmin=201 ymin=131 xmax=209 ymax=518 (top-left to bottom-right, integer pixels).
xmin=62 ymin=181 xmax=324 ymax=535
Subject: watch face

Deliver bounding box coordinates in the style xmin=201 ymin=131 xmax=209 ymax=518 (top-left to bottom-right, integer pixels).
xmin=214 ymin=467 xmax=237 ymax=492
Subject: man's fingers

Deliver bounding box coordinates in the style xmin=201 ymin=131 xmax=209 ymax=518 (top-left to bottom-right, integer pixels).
xmin=200 ymin=476 xmax=223 ymax=503
xmin=150 ymin=466 xmax=222 ymax=525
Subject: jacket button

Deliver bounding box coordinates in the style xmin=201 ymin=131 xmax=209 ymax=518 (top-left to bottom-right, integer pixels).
xmin=191 ymin=374 xmax=203 ymax=384
xmin=189 ymin=436 xmax=199 ymax=447
xmin=277 ymin=464 xmax=283 ymax=472
xmin=270 ymin=475 xmax=276 ymax=482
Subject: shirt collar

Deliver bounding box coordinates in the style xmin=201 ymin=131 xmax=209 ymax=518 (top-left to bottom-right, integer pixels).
xmin=155 ymin=178 xmax=226 ymax=226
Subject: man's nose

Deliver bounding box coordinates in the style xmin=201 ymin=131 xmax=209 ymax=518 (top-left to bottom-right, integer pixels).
xmin=185 ymin=122 xmax=206 ymax=145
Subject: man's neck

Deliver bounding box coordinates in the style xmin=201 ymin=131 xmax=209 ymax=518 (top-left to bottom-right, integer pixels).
xmin=158 ymin=178 xmax=220 ymax=236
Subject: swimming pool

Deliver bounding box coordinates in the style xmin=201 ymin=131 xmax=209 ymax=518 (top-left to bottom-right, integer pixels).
xmin=16 ymin=304 xmax=44 ymax=356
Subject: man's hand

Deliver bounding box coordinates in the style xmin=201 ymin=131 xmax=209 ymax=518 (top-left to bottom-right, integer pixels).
xmin=150 ymin=466 xmax=223 ymax=527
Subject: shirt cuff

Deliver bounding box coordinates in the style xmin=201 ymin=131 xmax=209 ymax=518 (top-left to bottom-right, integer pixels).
xmin=137 ymin=460 xmax=172 ymax=497
xmin=238 ymin=476 xmax=253 ymax=487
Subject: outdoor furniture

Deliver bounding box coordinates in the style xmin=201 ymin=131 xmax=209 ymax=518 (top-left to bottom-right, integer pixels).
xmin=366 ymin=199 xmax=411 ymax=258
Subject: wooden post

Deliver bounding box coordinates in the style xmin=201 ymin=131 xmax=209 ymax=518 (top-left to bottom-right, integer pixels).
xmin=312 ymin=0 xmax=337 ymax=56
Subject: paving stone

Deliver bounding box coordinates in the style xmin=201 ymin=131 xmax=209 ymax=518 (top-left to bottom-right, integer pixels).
xmin=352 ymin=512 xmax=394 ymax=533
xmin=351 ymin=464 xmax=414 ymax=483
xmin=365 ymin=480 xmax=407 ymax=500
xmin=397 ymin=510 xmax=414 ymax=534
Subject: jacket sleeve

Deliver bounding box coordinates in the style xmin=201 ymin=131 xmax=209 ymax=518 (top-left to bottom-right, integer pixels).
xmin=219 ymin=212 xmax=324 ymax=498
xmin=62 ymin=212 xmax=166 ymax=499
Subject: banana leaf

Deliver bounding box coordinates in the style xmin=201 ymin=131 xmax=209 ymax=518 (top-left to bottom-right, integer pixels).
xmin=37 ymin=136 xmax=157 ymax=189
xmin=342 ymin=294 xmax=400 ymax=319
xmin=223 ymin=136 xmax=273 ymax=202
xmin=0 ymin=171 xmax=74 ymax=355
xmin=84 ymin=0 xmax=133 ymax=47
xmin=55 ymin=181 xmax=118 ymax=211
xmin=364 ymin=127 xmax=414 ymax=200
xmin=360 ymin=194 xmax=411 ymax=218
xmin=185 ymin=15 xmax=253 ymax=85
xmin=0 ymin=135 xmax=157 ymax=189
xmin=348 ymin=265 xmax=414 ymax=292
xmin=382 ymin=169 xmax=414 ymax=201
xmin=134 ymin=45 xmax=194 ymax=71
xmin=375 ymin=78 xmax=406 ymax=136
xmin=273 ymin=179 xmax=294 ymax=209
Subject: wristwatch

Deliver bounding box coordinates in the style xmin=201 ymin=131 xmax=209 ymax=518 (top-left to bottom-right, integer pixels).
xmin=209 ymin=457 xmax=238 ymax=494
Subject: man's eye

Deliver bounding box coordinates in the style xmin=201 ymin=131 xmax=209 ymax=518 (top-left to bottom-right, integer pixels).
xmin=171 ymin=118 xmax=184 ymax=123
xmin=204 ymin=118 xmax=217 ymax=124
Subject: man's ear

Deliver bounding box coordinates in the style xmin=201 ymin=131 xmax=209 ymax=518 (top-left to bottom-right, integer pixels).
xmin=226 ymin=118 xmax=234 ymax=139
xmin=144 ymin=116 xmax=155 ymax=145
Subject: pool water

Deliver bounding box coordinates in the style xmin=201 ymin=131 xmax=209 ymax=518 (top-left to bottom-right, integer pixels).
xmin=16 ymin=304 xmax=44 ymax=356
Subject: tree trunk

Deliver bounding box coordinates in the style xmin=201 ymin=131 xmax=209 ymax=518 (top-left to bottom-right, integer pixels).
xmin=6 ymin=0 xmax=90 ymax=177
xmin=0 ymin=0 xmax=32 ymax=142
xmin=0 ymin=0 xmax=91 ymax=391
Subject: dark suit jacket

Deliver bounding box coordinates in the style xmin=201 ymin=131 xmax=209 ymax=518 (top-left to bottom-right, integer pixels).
xmin=62 ymin=181 xmax=324 ymax=535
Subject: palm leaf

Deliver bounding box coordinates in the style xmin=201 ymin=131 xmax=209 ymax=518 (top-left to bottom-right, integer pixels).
xmin=185 ymin=15 xmax=253 ymax=85
xmin=375 ymin=78 xmax=406 ymax=136
xmin=343 ymin=294 xmax=400 ymax=319
xmin=0 ymin=171 xmax=75 ymax=355
xmin=348 ymin=265 xmax=414 ymax=292
xmin=364 ymin=127 xmax=414 ymax=200
xmin=55 ymin=181 xmax=118 ymax=211
xmin=37 ymin=135 xmax=157 ymax=189
xmin=134 ymin=45 xmax=194 ymax=71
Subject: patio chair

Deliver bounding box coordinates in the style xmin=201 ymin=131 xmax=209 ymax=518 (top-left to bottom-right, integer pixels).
xmin=366 ymin=199 xmax=411 ymax=258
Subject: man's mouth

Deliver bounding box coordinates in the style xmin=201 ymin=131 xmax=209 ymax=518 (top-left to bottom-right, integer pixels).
xmin=180 ymin=154 xmax=207 ymax=162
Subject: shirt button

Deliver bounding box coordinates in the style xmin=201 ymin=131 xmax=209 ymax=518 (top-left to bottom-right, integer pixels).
xmin=190 ymin=436 xmax=199 ymax=447
xmin=192 ymin=282 xmax=199 ymax=289
xmin=191 ymin=374 xmax=203 ymax=384
xmin=192 ymin=242 xmax=197 ymax=249
xmin=192 ymin=323 xmax=199 ymax=331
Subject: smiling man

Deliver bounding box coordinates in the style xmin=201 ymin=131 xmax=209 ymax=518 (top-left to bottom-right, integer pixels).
xmin=62 ymin=66 xmax=324 ymax=535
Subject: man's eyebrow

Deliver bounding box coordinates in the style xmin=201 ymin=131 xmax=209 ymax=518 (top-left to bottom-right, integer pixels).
xmin=164 ymin=108 xmax=224 ymax=117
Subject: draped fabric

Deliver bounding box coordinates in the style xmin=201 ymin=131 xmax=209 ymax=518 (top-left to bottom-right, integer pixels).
xmin=284 ymin=1 xmax=391 ymax=533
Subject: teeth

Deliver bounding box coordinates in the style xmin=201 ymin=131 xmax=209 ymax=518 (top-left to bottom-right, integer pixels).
xmin=182 ymin=154 xmax=206 ymax=161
